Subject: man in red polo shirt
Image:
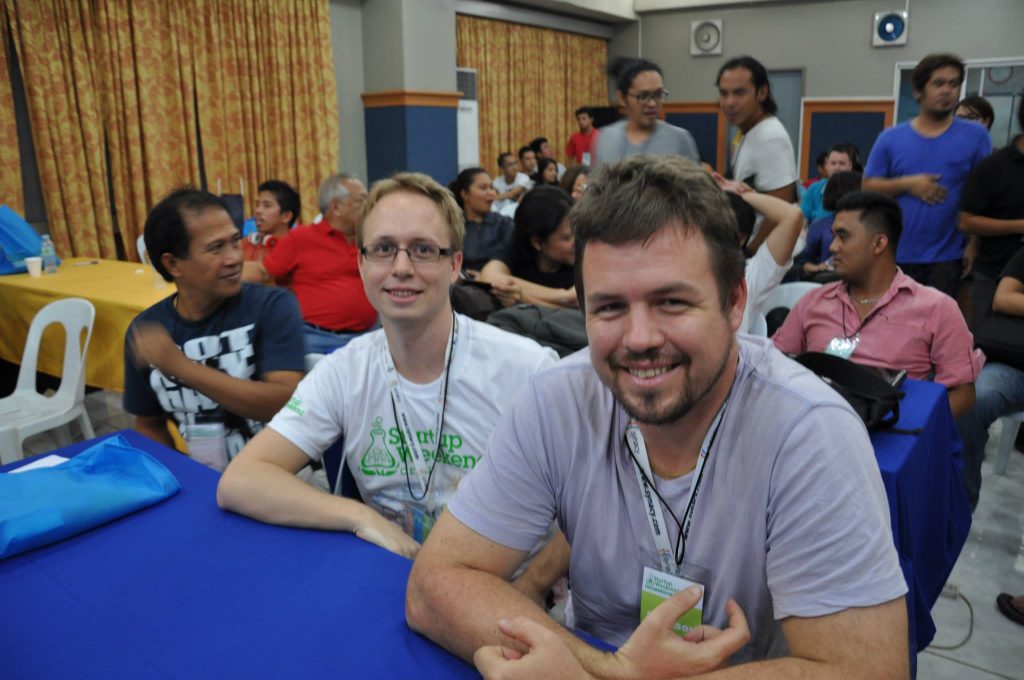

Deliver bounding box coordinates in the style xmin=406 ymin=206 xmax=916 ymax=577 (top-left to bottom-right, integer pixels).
xmin=260 ymin=173 xmax=377 ymax=354
xmin=565 ymin=107 xmax=598 ymax=166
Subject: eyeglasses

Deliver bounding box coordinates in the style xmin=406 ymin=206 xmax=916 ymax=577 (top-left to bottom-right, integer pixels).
xmin=360 ymin=241 xmax=456 ymax=264
xmin=628 ymin=89 xmax=669 ymax=105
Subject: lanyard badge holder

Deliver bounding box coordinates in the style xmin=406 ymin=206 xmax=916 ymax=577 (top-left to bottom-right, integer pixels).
xmin=626 ymin=403 xmax=726 ymax=636
xmin=382 ymin=314 xmax=458 ymax=543
xmin=826 ymin=333 xmax=860 ymax=360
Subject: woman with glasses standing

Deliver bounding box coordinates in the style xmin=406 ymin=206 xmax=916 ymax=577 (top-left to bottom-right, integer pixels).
xmin=448 ymin=167 xmax=515 ymax=274
xmin=592 ymin=57 xmax=700 ymax=166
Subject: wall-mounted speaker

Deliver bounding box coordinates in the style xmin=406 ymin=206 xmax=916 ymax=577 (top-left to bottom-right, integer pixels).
xmin=690 ymin=19 xmax=723 ymax=57
xmin=873 ymin=11 xmax=908 ymax=47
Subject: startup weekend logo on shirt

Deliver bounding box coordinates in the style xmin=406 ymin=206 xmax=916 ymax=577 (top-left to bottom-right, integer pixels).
xmin=359 ymin=416 xmax=476 ymax=476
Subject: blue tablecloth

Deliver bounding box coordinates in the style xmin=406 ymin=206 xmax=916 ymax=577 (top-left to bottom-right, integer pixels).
xmin=870 ymin=379 xmax=972 ymax=654
xmin=2 ymin=379 xmax=970 ymax=676
xmin=0 ymin=431 xmax=476 ymax=679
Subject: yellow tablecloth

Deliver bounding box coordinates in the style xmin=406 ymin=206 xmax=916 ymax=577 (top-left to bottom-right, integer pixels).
xmin=0 ymin=257 xmax=175 ymax=391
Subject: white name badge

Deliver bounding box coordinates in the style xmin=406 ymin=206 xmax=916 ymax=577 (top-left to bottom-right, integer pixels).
xmin=582 ymin=152 xmax=591 ymax=166
xmin=825 ymin=334 xmax=859 ymax=360
xmin=184 ymin=421 xmax=229 ymax=471
xmin=640 ymin=566 xmax=705 ymax=636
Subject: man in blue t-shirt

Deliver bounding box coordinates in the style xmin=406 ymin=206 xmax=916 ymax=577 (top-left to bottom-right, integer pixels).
xmin=124 ymin=188 xmax=305 ymax=464
xmin=864 ymin=53 xmax=991 ymax=298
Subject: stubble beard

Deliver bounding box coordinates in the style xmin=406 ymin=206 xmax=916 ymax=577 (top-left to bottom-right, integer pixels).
xmin=610 ymin=343 xmax=733 ymax=426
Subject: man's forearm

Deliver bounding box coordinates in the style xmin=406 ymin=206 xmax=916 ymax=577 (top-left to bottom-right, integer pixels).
xmin=408 ymin=563 xmax=617 ymax=677
xmin=169 ymin=360 xmax=299 ymax=421
xmin=218 ymin=455 xmax=368 ymax=531
xmin=993 ymin=290 xmax=1024 ymax=316
xmin=512 ymin=531 xmax=570 ymax=605
xmin=862 ymin=176 xmax=909 ymax=197
xmin=241 ymin=261 xmax=272 ymax=284
xmin=959 ymin=212 xmax=1024 ymax=237
xmin=742 ymin=192 xmax=802 ymax=265
xmin=691 ymin=657 xmax=886 ymax=680
xmin=516 ymin=278 xmax=578 ymax=308
xmin=947 ymin=384 xmax=975 ymax=419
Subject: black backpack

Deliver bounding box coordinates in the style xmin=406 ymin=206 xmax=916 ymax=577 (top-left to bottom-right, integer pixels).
xmin=487 ymin=304 xmax=587 ymax=357
xmin=794 ymin=352 xmax=910 ymax=432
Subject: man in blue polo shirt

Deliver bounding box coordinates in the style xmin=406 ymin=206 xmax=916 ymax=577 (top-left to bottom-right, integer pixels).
xmin=864 ymin=53 xmax=991 ymax=298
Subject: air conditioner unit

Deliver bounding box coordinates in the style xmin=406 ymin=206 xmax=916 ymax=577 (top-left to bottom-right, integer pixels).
xmin=690 ymin=19 xmax=723 ymax=57
xmin=873 ymin=11 xmax=908 ymax=47
xmin=456 ymin=68 xmax=479 ymax=170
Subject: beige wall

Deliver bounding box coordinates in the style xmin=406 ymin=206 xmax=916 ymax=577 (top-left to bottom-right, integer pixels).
xmin=620 ymin=0 xmax=1024 ymax=101
xmin=331 ymin=0 xmax=459 ymax=178
xmin=330 ymin=0 xmax=367 ymax=178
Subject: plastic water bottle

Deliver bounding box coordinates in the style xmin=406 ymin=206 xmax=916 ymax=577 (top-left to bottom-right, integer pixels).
xmin=40 ymin=235 xmax=58 ymax=274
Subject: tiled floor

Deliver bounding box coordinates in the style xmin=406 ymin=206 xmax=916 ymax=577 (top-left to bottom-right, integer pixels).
xmin=17 ymin=392 xmax=1024 ymax=677
xmin=919 ymin=417 xmax=1024 ymax=680
xmin=21 ymin=389 xmax=135 ymax=457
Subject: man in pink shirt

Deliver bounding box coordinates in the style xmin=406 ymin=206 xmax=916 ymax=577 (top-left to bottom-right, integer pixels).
xmin=773 ymin=191 xmax=982 ymax=417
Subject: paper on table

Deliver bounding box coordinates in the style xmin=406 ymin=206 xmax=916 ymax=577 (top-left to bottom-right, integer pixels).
xmin=8 ymin=455 xmax=69 ymax=473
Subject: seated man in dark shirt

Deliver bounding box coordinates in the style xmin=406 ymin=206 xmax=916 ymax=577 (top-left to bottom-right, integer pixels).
xmin=479 ymin=186 xmax=577 ymax=308
xmin=124 ymin=188 xmax=305 ymax=469
xmin=959 ymin=100 xmax=1024 ymax=329
xmin=801 ymin=171 xmax=862 ymax=281
xmin=959 ymin=246 xmax=1024 ymax=511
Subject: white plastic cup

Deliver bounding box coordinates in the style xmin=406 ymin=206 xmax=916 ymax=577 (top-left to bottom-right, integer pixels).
xmin=25 ymin=257 xmax=42 ymax=277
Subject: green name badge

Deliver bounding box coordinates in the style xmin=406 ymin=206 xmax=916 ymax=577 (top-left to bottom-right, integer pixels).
xmin=640 ymin=566 xmax=704 ymax=637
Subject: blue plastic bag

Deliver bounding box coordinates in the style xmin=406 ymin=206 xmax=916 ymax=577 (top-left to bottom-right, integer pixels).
xmin=0 ymin=434 xmax=181 ymax=559
xmin=0 ymin=204 xmax=44 ymax=275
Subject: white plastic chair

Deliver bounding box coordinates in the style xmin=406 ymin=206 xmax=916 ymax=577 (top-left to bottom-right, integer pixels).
xmin=0 ymin=298 xmax=97 ymax=464
xmin=994 ymin=412 xmax=1023 ymax=476
xmin=747 ymin=312 xmax=768 ymax=337
xmin=305 ymin=353 xmax=326 ymax=372
xmin=136 ymin=234 xmax=149 ymax=265
xmin=760 ymin=282 xmax=822 ymax=317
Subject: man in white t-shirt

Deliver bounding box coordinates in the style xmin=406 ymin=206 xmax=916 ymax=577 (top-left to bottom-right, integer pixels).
xmin=217 ymin=173 xmax=559 ymax=573
xmin=718 ymin=56 xmax=798 ymax=254
xmin=717 ymin=176 xmax=804 ymax=333
xmin=493 ymin=152 xmax=532 ymax=218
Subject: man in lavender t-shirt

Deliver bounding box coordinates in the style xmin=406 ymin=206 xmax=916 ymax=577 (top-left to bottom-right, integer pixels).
xmin=407 ymin=156 xmax=909 ymax=679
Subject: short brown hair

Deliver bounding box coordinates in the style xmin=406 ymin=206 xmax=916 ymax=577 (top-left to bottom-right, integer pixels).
xmin=912 ymin=53 xmax=964 ymax=94
xmin=356 ymin=172 xmax=465 ymax=251
xmin=570 ymin=155 xmax=745 ymax=312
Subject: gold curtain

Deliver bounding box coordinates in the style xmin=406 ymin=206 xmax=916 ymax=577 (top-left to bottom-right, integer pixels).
xmin=4 ymin=0 xmax=116 ymax=258
xmin=195 ymin=0 xmax=339 ymax=225
xmin=456 ymin=14 xmax=607 ymax=178
xmin=92 ymin=0 xmax=203 ymax=262
xmin=0 ymin=8 xmax=24 ymax=215
xmin=3 ymin=0 xmax=338 ymax=259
